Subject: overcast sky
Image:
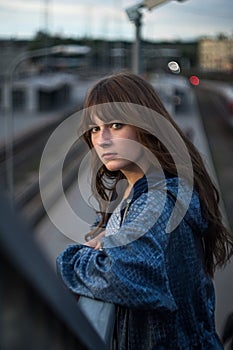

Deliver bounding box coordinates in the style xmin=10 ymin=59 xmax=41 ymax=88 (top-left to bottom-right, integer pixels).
xmin=0 ymin=0 xmax=233 ymax=41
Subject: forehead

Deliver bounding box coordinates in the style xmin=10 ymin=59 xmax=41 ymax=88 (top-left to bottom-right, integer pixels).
xmin=87 ymin=102 xmax=128 ymax=124
xmin=83 ymin=101 xmax=146 ymax=131
xmin=90 ymin=115 xmax=105 ymax=125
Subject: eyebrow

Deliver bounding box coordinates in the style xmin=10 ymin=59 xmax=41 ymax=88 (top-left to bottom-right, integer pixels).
xmin=88 ymin=122 xmax=110 ymax=128
xmin=88 ymin=124 xmax=98 ymax=128
xmin=88 ymin=121 xmax=124 ymax=129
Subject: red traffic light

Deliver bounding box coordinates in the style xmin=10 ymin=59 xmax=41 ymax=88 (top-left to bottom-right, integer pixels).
xmin=189 ymin=75 xmax=200 ymax=86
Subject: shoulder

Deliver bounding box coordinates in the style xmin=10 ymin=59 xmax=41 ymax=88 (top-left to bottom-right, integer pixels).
xmin=130 ymin=175 xmax=206 ymax=234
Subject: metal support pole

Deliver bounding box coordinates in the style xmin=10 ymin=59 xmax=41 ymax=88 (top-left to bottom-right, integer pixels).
xmin=133 ymin=13 xmax=142 ymax=75
xmin=4 ymin=75 xmax=14 ymax=208
xmin=126 ymin=0 xmax=189 ymax=75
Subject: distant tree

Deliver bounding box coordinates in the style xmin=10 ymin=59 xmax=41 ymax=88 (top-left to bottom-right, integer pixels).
xmin=28 ymin=31 xmax=51 ymax=50
xmin=29 ymin=31 xmax=92 ymax=50
xmin=217 ymin=33 xmax=228 ymax=40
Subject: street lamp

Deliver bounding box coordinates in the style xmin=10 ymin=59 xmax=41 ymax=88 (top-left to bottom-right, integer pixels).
xmin=125 ymin=0 xmax=188 ymax=74
xmin=126 ymin=4 xmax=143 ymax=75
xmin=4 ymin=46 xmax=65 ymax=206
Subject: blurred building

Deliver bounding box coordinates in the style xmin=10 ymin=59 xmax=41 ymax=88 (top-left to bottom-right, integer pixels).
xmin=198 ymin=37 xmax=233 ymax=72
xmin=0 ymin=40 xmax=91 ymax=112
xmin=0 ymin=39 xmax=29 ymax=79
xmin=8 ymin=74 xmax=74 ymax=112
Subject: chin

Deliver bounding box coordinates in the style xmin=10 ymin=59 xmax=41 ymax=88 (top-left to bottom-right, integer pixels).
xmin=105 ymin=164 xmax=121 ymax=172
xmin=104 ymin=159 xmax=128 ymax=172
xmin=105 ymin=159 xmax=138 ymax=173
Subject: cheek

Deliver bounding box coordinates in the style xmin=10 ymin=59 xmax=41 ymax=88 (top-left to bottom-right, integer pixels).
xmin=93 ymin=146 xmax=102 ymax=159
xmin=91 ymin=136 xmax=100 ymax=152
xmin=90 ymin=135 xmax=95 ymax=147
xmin=90 ymin=137 xmax=101 ymax=157
xmin=116 ymin=139 xmax=143 ymax=159
xmin=127 ymin=127 xmax=139 ymax=140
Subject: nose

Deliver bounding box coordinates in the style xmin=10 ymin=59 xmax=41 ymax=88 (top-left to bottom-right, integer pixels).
xmin=97 ymin=127 xmax=112 ymax=148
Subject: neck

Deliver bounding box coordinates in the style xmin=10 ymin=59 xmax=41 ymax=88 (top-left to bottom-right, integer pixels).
xmin=121 ymin=165 xmax=148 ymax=199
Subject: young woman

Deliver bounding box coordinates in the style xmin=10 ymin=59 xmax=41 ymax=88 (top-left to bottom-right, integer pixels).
xmin=57 ymin=72 xmax=233 ymax=349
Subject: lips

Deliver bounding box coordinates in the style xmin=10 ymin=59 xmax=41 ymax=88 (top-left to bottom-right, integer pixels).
xmin=101 ymin=152 xmax=117 ymax=160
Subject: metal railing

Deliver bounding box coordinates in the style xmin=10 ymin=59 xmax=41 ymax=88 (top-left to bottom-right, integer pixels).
xmin=0 ymin=191 xmax=115 ymax=350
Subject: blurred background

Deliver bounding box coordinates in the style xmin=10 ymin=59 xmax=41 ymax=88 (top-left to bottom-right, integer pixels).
xmin=0 ymin=0 xmax=233 ymax=348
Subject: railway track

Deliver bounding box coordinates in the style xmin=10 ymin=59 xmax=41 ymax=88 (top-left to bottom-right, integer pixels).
xmin=0 ymin=107 xmax=87 ymax=228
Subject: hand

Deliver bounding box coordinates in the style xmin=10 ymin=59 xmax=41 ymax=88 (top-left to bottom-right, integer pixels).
xmin=84 ymin=230 xmax=106 ymax=250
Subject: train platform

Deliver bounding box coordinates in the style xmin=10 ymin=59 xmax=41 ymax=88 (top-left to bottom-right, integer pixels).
xmin=0 ymin=108 xmax=70 ymax=147
xmin=0 ymin=76 xmax=97 ymax=148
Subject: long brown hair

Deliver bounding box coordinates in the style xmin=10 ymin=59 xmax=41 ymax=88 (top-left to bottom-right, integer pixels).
xmin=81 ymin=71 xmax=233 ymax=276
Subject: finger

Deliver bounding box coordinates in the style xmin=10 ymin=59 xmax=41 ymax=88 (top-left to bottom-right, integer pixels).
xmin=94 ymin=241 xmax=101 ymax=250
xmin=84 ymin=241 xmax=96 ymax=248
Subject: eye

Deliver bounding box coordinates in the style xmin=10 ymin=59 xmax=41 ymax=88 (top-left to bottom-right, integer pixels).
xmin=111 ymin=123 xmax=123 ymax=130
xmin=90 ymin=126 xmax=100 ymax=134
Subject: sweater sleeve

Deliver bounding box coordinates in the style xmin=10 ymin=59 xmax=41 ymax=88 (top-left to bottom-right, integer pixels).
xmin=56 ymin=189 xmax=178 ymax=312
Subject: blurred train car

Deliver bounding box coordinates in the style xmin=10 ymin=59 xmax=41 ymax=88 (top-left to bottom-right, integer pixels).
xmin=199 ymin=80 xmax=233 ymax=129
xmin=149 ymin=74 xmax=197 ymax=142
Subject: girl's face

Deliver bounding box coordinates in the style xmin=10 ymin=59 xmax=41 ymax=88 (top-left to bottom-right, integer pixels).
xmin=90 ymin=116 xmax=144 ymax=174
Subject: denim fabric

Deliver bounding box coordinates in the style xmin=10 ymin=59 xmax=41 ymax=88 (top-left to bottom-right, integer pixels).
xmin=57 ymin=174 xmax=223 ymax=349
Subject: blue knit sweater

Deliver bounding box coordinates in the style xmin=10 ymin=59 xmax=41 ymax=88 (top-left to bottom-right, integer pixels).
xmin=57 ymin=173 xmax=223 ymax=349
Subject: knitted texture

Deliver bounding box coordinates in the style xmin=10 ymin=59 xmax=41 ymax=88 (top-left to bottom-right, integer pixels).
xmin=57 ymin=175 xmax=223 ymax=349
